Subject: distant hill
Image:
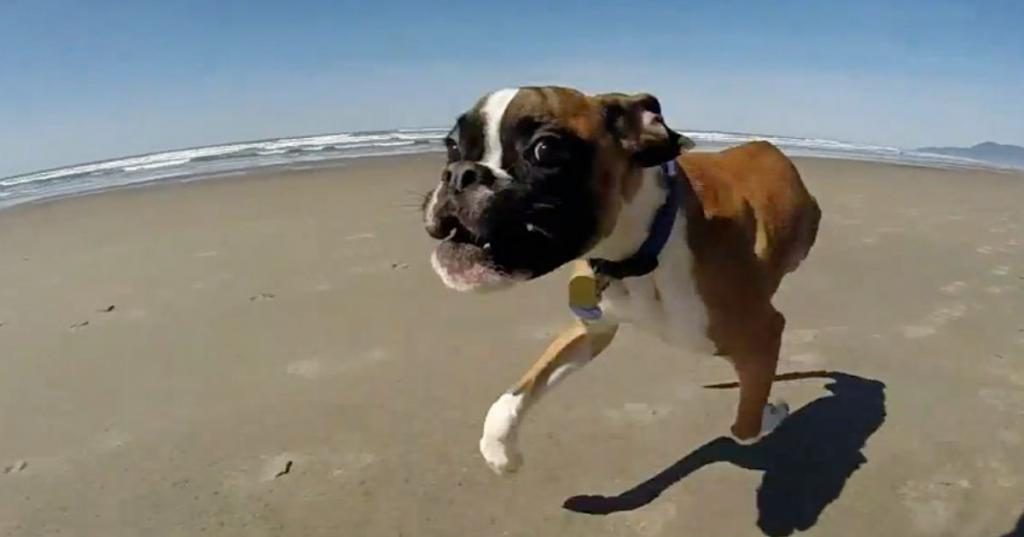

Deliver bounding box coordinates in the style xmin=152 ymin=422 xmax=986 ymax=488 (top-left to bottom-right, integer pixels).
xmin=916 ymin=142 xmax=1024 ymax=169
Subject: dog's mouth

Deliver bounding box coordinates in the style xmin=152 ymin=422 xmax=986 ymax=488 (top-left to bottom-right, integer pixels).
xmin=425 ymin=183 xmax=596 ymax=292
xmin=429 ymin=216 xmax=527 ymax=292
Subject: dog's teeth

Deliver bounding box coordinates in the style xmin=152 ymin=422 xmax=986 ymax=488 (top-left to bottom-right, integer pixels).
xmin=445 ymin=228 xmax=457 ymax=240
xmin=483 ymin=243 xmax=491 ymax=251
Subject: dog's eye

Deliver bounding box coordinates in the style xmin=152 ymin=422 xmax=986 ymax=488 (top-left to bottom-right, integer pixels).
xmin=530 ymin=137 xmax=566 ymax=166
xmin=445 ymin=138 xmax=461 ymax=162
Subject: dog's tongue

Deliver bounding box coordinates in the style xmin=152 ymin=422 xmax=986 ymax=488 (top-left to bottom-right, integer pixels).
xmin=431 ymin=241 xmax=509 ymax=292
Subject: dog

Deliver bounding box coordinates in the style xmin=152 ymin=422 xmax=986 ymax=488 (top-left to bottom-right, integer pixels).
xmin=422 ymin=86 xmax=821 ymax=474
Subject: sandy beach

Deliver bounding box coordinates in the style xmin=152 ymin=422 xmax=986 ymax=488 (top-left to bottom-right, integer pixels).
xmin=1 ymin=153 xmax=1023 ymax=536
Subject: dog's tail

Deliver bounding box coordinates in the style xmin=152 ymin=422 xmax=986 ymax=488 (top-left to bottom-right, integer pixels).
xmin=702 ymin=370 xmax=832 ymax=389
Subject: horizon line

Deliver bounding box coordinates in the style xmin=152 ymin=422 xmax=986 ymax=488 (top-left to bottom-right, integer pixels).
xmin=1 ymin=125 xmax=986 ymax=182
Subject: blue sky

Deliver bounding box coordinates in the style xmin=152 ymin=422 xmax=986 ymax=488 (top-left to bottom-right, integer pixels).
xmin=1 ymin=0 xmax=1022 ymax=177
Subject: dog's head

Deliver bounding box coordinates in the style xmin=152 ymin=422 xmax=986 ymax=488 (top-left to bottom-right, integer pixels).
xmin=423 ymin=86 xmax=693 ymax=291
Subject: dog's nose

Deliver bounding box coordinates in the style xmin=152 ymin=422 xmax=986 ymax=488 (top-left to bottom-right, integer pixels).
xmin=445 ymin=162 xmax=492 ymax=192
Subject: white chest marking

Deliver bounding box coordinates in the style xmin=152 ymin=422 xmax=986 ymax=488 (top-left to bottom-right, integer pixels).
xmin=478 ymin=88 xmax=519 ymax=179
xmin=591 ymin=168 xmax=712 ymax=354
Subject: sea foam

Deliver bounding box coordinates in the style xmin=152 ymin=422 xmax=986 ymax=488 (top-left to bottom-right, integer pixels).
xmin=0 ymin=128 xmax=997 ymax=210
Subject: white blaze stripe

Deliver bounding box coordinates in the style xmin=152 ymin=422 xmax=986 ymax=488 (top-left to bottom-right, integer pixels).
xmin=478 ymin=88 xmax=519 ymax=178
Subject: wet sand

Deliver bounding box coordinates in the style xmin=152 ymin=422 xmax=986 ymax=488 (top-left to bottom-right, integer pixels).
xmin=1 ymin=153 xmax=1023 ymax=536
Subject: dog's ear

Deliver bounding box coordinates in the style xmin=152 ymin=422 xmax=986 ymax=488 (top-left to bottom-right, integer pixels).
xmin=595 ymin=92 xmax=694 ymax=167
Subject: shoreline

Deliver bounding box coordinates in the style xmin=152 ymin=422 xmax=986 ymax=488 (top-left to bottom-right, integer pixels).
xmin=2 ymin=149 xmax=1018 ymax=215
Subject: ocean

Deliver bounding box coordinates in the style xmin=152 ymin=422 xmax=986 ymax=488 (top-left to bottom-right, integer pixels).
xmin=0 ymin=128 xmax=997 ymax=210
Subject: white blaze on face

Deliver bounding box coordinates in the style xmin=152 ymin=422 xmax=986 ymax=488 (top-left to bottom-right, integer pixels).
xmin=424 ymin=88 xmax=517 ymax=227
xmin=478 ymin=88 xmax=519 ymax=179
xmin=425 ymin=88 xmax=527 ymax=293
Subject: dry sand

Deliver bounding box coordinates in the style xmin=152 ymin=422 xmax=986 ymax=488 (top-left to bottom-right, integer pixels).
xmin=1 ymin=154 xmax=1023 ymax=537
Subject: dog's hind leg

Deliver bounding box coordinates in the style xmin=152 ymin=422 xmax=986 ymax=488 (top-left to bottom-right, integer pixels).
xmin=479 ymin=320 xmax=618 ymax=475
xmin=729 ymin=309 xmax=788 ymax=441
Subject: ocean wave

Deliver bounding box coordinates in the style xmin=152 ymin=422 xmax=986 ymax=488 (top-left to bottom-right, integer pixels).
xmin=0 ymin=127 xmax=1006 ymax=210
xmin=0 ymin=130 xmax=449 ymax=189
xmin=687 ymin=131 xmax=902 ymax=154
xmin=122 ymin=158 xmax=194 ymax=172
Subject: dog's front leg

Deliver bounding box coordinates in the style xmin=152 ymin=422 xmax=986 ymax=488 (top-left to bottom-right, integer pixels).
xmin=480 ymin=320 xmax=618 ymax=474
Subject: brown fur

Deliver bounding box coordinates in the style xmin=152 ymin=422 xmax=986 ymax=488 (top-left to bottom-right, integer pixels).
xmin=680 ymin=141 xmax=821 ymax=437
xmin=501 ymin=141 xmax=820 ymax=443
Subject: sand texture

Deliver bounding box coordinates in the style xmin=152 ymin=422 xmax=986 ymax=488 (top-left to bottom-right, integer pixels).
xmin=1 ymin=154 xmax=1023 ymax=536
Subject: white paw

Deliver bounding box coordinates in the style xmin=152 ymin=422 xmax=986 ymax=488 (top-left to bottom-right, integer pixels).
xmin=761 ymin=400 xmax=790 ymax=434
xmin=480 ymin=393 xmax=525 ymax=475
xmin=479 ymin=435 xmax=523 ymax=475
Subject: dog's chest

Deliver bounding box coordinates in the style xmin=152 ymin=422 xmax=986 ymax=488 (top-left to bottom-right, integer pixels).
xmin=598 ymin=220 xmax=713 ymax=354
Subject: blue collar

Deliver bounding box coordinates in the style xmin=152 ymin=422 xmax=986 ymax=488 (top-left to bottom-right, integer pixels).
xmin=588 ymin=160 xmax=683 ymax=281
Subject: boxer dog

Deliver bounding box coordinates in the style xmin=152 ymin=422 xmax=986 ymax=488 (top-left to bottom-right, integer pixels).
xmin=422 ymin=86 xmax=821 ymax=474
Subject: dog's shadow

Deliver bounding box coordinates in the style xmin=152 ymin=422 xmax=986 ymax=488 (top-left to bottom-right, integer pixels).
xmin=564 ymin=372 xmax=887 ymax=537
xmin=1002 ymin=511 xmax=1024 ymax=537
